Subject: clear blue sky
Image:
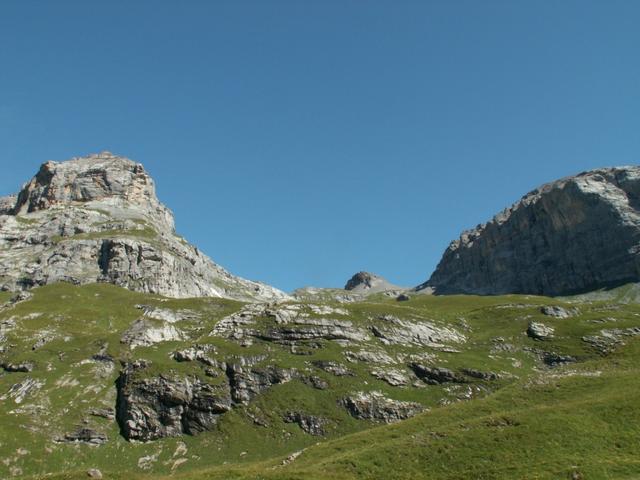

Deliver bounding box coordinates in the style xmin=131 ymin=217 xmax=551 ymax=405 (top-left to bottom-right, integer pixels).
xmin=1 ymin=1 xmax=639 ymax=292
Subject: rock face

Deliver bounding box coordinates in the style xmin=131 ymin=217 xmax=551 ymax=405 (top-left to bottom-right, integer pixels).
xmin=116 ymin=365 xmax=232 ymax=441
xmin=420 ymin=167 xmax=640 ymax=296
xmin=115 ymin=358 xmax=298 ymax=441
xmin=0 ymin=152 xmax=288 ymax=301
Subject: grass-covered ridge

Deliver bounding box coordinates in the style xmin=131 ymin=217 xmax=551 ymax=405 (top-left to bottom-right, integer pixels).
xmin=0 ymin=283 xmax=638 ymax=479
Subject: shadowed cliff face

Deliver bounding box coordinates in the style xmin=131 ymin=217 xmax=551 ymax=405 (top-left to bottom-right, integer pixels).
xmin=421 ymin=166 xmax=640 ymax=296
xmin=0 ymin=152 xmax=289 ymax=301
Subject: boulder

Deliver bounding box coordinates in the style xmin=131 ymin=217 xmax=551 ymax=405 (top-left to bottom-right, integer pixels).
xmin=527 ymin=322 xmax=555 ymax=340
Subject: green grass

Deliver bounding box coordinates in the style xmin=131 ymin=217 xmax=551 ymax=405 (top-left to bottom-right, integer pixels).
xmin=1 ymin=283 xmax=639 ymax=479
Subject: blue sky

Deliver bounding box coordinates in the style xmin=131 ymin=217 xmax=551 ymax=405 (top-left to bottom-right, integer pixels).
xmin=0 ymin=1 xmax=639 ymax=292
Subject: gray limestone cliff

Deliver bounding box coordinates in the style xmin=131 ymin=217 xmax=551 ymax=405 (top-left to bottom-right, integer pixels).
xmin=0 ymin=152 xmax=288 ymax=301
xmin=419 ymin=166 xmax=640 ymax=296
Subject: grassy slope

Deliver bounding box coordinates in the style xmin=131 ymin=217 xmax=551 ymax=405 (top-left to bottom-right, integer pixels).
xmin=0 ymin=284 xmax=638 ymax=479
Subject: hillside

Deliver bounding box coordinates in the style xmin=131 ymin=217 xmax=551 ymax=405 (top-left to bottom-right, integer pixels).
xmin=1 ymin=282 xmax=638 ymax=479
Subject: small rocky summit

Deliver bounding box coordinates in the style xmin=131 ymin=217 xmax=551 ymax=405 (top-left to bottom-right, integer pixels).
xmin=0 ymin=152 xmax=288 ymax=301
xmin=419 ymin=166 xmax=640 ymax=296
xmin=344 ymin=271 xmax=400 ymax=294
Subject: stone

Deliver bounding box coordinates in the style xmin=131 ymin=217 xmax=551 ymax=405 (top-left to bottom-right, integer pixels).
xmin=542 ymin=352 xmax=577 ymax=367
xmin=258 ymin=319 xmax=369 ymax=344
xmin=312 ymin=360 xmax=354 ymax=377
xmin=461 ymin=368 xmax=500 ymax=381
xmin=540 ymin=305 xmax=575 ymax=318
xmin=0 ymin=195 xmax=16 ymax=215
xmin=120 ymin=319 xmax=183 ymax=348
xmin=410 ymin=364 xmax=467 ymax=385
xmin=86 ymin=469 xmax=103 ymax=479
xmin=370 ymin=368 xmax=410 ymax=386
xmin=225 ymin=363 xmax=297 ymax=405
xmin=341 ymin=391 xmax=424 ymax=423
xmin=213 ymin=303 xmax=369 ymax=346
xmin=396 ymin=293 xmax=410 ymax=302
xmin=283 ymin=411 xmax=328 ymax=436
xmin=582 ymin=327 xmax=640 ymax=354
xmin=303 ymin=375 xmax=329 ymax=390
xmin=419 ymin=166 xmax=640 ymax=296
xmin=280 ymin=449 xmax=305 ymax=466
xmin=1 ymin=361 xmax=34 ymax=373
xmin=89 ymin=408 xmax=115 ymax=420
xmin=172 ymin=345 xmax=218 ymax=366
xmin=60 ymin=428 xmax=108 ymax=445
xmin=0 ymin=378 xmax=43 ymax=404
xmin=371 ymin=315 xmax=466 ymax=348
xmin=31 ymin=335 xmax=53 ymax=350
xmin=137 ymin=304 xmax=201 ymax=323
xmin=0 ymin=152 xmax=289 ymax=302
xmin=345 ymin=349 xmax=396 ymax=365
xmin=116 ymin=364 xmax=232 ymax=441
xmin=527 ymin=322 xmax=555 ymax=340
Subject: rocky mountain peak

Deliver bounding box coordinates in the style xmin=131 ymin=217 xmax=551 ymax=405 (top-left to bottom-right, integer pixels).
xmin=420 ymin=165 xmax=640 ymax=296
xmin=345 ymin=272 xmax=378 ymax=291
xmin=10 ymin=152 xmax=174 ymax=232
xmin=344 ymin=272 xmax=400 ymax=294
xmin=0 ymin=153 xmax=288 ymax=301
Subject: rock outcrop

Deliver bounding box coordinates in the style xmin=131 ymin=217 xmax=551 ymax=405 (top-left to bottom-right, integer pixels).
xmin=115 ymin=358 xmax=299 ymax=441
xmin=341 ymin=391 xmax=424 ymax=423
xmin=409 ymin=364 xmax=467 ymax=385
xmin=283 ymin=411 xmax=328 ymax=436
xmin=0 ymin=152 xmax=288 ymax=301
xmin=419 ymin=167 xmax=640 ymax=296
xmin=116 ymin=364 xmax=232 ymax=441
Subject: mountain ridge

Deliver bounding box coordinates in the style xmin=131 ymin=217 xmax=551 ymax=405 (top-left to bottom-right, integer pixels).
xmin=420 ymin=165 xmax=640 ymax=296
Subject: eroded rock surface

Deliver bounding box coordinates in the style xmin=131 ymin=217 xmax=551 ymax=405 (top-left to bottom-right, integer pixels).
xmin=283 ymin=411 xmax=328 ymax=436
xmin=226 ymin=363 xmax=297 ymax=405
xmin=116 ymin=364 xmax=232 ymax=441
xmin=371 ymin=315 xmax=465 ymax=348
xmin=341 ymin=391 xmax=424 ymax=423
